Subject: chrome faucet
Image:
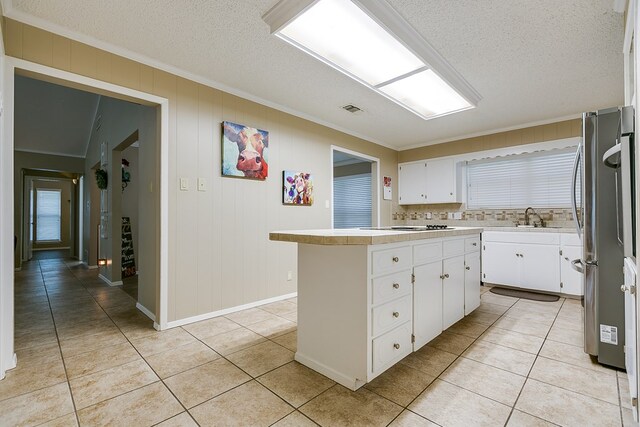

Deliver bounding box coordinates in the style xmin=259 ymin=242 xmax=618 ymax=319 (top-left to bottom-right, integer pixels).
xmin=524 ymin=207 xmax=545 ymax=227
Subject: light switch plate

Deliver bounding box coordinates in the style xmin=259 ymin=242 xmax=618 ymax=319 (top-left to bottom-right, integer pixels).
xmin=180 ymin=178 xmax=189 ymax=191
xmin=198 ymin=178 xmax=206 ymax=191
xmin=325 ymin=200 xmax=330 ymax=209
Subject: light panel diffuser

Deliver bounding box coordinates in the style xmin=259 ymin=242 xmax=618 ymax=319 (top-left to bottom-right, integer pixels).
xmin=378 ymin=69 xmax=472 ymax=118
xmin=279 ymin=0 xmax=424 ymax=86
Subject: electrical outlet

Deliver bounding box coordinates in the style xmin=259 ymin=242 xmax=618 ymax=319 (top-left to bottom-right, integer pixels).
xmin=287 ymin=271 xmax=293 ymax=281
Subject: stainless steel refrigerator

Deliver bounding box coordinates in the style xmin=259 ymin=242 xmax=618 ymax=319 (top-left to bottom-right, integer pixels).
xmin=571 ymin=107 xmax=631 ymax=369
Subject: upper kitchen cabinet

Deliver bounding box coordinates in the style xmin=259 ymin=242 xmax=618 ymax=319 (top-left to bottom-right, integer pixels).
xmin=398 ymin=158 xmax=462 ymax=205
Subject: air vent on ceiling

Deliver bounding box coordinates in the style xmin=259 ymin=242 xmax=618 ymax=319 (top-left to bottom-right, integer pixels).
xmin=342 ymin=104 xmax=363 ymax=114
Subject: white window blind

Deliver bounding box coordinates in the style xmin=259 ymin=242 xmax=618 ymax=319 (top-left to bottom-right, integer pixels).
xmin=466 ymin=149 xmax=580 ymax=209
xmin=334 ymin=173 xmax=372 ymax=228
xmin=36 ymin=189 xmax=62 ymax=241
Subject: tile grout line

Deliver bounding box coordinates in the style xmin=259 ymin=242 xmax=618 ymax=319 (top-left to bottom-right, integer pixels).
xmin=34 ymin=259 xmax=83 ymax=427
xmin=505 ymin=296 xmax=568 ymax=426
xmin=381 ymin=292 xmax=522 ymax=427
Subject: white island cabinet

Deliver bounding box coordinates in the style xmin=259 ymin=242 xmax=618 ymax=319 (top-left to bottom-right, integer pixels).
xmin=270 ymin=227 xmax=482 ymax=390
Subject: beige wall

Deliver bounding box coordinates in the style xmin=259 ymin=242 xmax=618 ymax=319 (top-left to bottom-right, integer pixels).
xmin=13 ymin=151 xmax=84 ymax=267
xmin=398 ymin=119 xmax=582 ymax=163
xmin=3 ymin=19 xmax=398 ymax=323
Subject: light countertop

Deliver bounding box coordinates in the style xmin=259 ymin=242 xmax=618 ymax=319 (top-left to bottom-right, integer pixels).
xmin=269 ymin=227 xmax=483 ymax=245
xmin=482 ymin=226 xmax=576 ymax=233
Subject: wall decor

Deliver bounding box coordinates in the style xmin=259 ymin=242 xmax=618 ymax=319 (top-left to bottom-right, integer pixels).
xmin=121 ymin=158 xmax=131 ymax=191
xmin=283 ymin=171 xmax=313 ymax=205
xmin=222 ymin=121 xmax=269 ymax=180
xmin=383 ymin=176 xmax=392 ymax=200
xmin=95 ymin=168 xmax=108 ymax=190
xmin=121 ymin=217 xmax=136 ymax=278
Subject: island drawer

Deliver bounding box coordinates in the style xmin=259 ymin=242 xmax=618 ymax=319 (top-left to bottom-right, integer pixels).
xmin=371 ymin=246 xmax=412 ymax=275
xmin=414 ymin=241 xmax=442 ymax=265
xmin=372 ymin=321 xmax=412 ymax=373
xmin=443 ymin=238 xmax=465 ymax=258
xmin=371 ymin=295 xmax=412 ymax=337
xmin=465 ymin=236 xmax=480 ymax=252
xmin=371 ymin=270 xmax=412 ymax=305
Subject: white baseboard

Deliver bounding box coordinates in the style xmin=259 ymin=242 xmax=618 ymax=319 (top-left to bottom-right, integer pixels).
xmin=136 ymin=302 xmax=156 ymax=322
xmin=295 ymin=352 xmax=363 ymax=391
xmin=83 ymin=262 xmax=98 ymax=270
xmin=98 ymin=274 xmax=123 ymax=287
xmin=164 ymin=292 xmax=297 ymax=329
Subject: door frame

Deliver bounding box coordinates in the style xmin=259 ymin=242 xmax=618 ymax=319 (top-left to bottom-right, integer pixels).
xmin=330 ymin=145 xmax=381 ymax=228
xmin=0 ymin=56 xmax=171 ymax=379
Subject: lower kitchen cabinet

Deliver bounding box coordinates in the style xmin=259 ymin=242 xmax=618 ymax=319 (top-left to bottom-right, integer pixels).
xmin=442 ymin=255 xmax=465 ymax=329
xmin=413 ymin=260 xmax=443 ymax=349
xmin=465 ymin=251 xmax=481 ymax=315
xmin=482 ymin=231 xmax=582 ymax=296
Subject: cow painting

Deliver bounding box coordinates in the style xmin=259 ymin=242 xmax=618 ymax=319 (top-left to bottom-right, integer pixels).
xmin=222 ymin=121 xmax=269 ymax=180
xmin=283 ymin=171 xmax=314 ymax=205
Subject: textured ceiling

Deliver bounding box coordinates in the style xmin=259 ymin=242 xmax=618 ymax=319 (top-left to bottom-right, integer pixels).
xmin=14 ymin=75 xmax=99 ymax=157
xmin=6 ymin=0 xmax=625 ymax=150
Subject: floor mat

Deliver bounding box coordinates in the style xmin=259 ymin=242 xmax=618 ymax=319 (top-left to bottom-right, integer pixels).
xmin=490 ymin=286 xmax=560 ymax=302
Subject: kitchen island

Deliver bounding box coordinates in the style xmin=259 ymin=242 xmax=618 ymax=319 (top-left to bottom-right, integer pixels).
xmin=270 ymin=226 xmax=482 ymax=390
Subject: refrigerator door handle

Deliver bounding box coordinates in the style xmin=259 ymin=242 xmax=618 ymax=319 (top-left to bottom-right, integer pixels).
xmin=602 ymin=143 xmax=622 ymax=169
xmin=571 ymin=259 xmax=584 ymax=274
xmin=571 ymin=143 xmax=582 ymax=237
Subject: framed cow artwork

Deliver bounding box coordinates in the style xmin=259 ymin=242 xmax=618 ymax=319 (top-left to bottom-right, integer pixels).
xmin=283 ymin=171 xmax=313 ymax=205
xmin=222 ymin=121 xmax=269 ymax=180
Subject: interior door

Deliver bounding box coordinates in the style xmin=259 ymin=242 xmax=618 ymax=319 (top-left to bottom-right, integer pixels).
xmin=27 ymin=181 xmax=34 ymax=260
xmin=413 ymin=260 xmax=442 ymax=350
xmin=624 ymin=258 xmax=638 ymax=421
xmin=443 ymin=255 xmax=465 ymax=329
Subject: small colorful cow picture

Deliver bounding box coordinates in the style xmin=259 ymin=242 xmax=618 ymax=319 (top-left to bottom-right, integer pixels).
xmin=222 ymin=121 xmax=269 ymax=180
xmin=283 ymin=171 xmax=314 ymax=205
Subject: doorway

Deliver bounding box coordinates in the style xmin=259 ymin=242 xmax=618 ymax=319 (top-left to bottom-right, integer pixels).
xmin=0 ymin=57 xmax=170 ymax=381
xmin=331 ymin=146 xmax=380 ymax=228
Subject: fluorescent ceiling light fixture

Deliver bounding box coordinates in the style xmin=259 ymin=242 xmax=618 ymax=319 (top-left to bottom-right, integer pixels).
xmin=279 ymin=0 xmax=423 ymax=86
xmin=379 ymin=70 xmax=472 ymax=117
xmin=263 ymin=0 xmax=481 ymax=120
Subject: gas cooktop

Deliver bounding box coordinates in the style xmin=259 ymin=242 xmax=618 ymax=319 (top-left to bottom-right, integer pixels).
xmin=360 ymin=225 xmax=453 ymax=231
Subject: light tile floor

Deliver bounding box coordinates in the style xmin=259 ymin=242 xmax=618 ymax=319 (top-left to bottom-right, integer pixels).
xmin=2 ymin=256 xmax=637 ymax=426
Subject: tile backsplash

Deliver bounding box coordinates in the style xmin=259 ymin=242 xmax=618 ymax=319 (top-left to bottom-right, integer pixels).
xmin=392 ymin=204 xmax=579 ymax=228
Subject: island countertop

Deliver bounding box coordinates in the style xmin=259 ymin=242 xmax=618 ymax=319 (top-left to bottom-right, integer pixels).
xmin=269 ymin=226 xmax=483 ymax=245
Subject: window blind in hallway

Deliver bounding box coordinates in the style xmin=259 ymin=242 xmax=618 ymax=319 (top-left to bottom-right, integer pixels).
xmin=334 ymin=173 xmax=372 ymax=229
xmin=36 ymin=189 xmax=62 ymax=241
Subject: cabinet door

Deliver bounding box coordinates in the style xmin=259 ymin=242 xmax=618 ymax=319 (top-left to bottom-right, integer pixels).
xmin=464 ymin=252 xmax=481 ymax=315
xmin=443 ymin=255 xmax=465 ymax=329
xmin=560 ymin=245 xmax=583 ymax=296
xmin=413 ymin=260 xmax=443 ymax=350
xmin=482 ymin=242 xmax=520 ymax=286
xmin=520 ymin=244 xmax=560 ymax=293
xmin=425 ymin=158 xmax=455 ymax=203
xmin=398 ymin=162 xmax=427 ymax=205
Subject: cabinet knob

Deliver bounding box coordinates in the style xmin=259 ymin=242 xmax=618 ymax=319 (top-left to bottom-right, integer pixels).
xmin=392 ymin=283 xmax=400 ymax=289
xmin=440 ymin=274 xmax=445 ymax=280
xmin=472 ymin=242 xmax=477 ymax=246
xmin=465 ymin=266 xmax=470 ymax=270
xmin=393 ymin=343 xmax=400 ymax=350
xmin=622 ymin=285 xmax=628 ymax=293
xmin=392 ymin=311 xmax=400 ymax=318
xmin=450 ymin=192 xmax=453 ymax=195
xmin=392 ymin=256 xmax=399 ymax=263
xmin=444 ymin=273 xmax=449 ymax=278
